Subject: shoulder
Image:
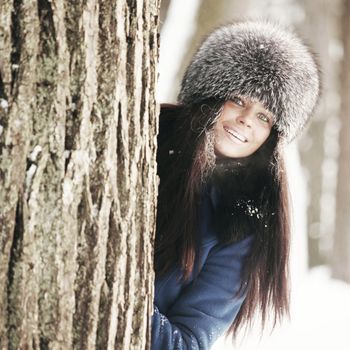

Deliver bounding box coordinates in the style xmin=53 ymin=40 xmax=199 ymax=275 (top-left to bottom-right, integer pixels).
xmin=158 ymin=104 xmax=184 ymax=142
xmin=198 ymin=188 xmax=255 ymax=266
xmin=159 ymin=104 xmax=184 ymax=126
xmin=159 ymin=103 xmax=184 ymax=117
xmin=157 ymin=104 xmax=186 ymax=175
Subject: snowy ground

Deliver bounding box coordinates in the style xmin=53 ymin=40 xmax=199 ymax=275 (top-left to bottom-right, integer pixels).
xmin=212 ymin=266 xmax=350 ymax=350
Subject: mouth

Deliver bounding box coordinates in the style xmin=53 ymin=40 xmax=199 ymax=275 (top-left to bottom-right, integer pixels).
xmin=223 ymin=126 xmax=248 ymax=143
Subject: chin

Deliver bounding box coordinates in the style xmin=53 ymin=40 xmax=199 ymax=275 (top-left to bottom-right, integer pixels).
xmin=216 ymin=147 xmax=251 ymax=159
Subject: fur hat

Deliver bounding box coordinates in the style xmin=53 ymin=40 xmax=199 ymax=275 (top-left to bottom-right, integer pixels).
xmin=178 ymin=21 xmax=320 ymax=142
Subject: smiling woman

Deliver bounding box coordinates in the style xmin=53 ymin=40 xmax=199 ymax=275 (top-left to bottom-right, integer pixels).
xmin=152 ymin=20 xmax=320 ymax=350
xmin=213 ymin=96 xmax=274 ymax=158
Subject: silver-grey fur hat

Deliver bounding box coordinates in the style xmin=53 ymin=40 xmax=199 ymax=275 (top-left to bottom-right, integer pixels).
xmin=178 ymin=21 xmax=320 ymax=142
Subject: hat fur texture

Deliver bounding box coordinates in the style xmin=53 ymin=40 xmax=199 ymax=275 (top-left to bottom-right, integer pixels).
xmin=178 ymin=21 xmax=320 ymax=142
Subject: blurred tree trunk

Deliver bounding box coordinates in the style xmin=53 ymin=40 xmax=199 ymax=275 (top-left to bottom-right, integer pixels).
xmin=160 ymin=0 xmax=171 ymax=30
xmin=176 ymin=0 xmax=251 ymax=98
xmin=0 ymin=0 xmax=159 ymax=349
xmin=332 ymin=0 xmax=350 ymax=283
xmin=295 ymin=0 xmax=342 ymax=267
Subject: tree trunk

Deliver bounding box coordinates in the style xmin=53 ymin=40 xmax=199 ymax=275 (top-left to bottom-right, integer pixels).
xmin=332 ymin=0 xmax=350 ymax=283
xmin=0 ymin=0 xmax=159 ymax=349
xmin=295 ymin=0 xmax=343 ymax=268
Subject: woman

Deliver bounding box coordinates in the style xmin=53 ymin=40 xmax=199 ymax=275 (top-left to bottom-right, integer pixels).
xmin=152 ymin=21 xmax=320 ymax=349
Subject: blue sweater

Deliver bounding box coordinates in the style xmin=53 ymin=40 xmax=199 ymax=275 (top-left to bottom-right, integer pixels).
xmin=151 ymin=186 xmax=254 ymax=349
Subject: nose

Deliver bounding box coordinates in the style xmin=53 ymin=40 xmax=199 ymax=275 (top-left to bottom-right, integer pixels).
xmin=236 ymin=109 xmax=254 ymax=128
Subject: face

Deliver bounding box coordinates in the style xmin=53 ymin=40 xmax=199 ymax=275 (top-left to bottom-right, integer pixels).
xmin=213 ymin=96 xmax=274 ymax=159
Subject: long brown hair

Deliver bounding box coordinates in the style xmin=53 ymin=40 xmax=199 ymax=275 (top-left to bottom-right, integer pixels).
xmin=154 ymin=100 xmax=290 ymax=337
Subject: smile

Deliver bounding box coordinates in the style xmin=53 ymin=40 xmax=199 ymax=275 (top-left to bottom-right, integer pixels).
xmin=223 ymin=126 xmax=248 ymax=143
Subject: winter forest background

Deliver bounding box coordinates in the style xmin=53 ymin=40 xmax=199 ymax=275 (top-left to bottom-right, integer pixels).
xmin=158 ymin=0 xmax=350 ymax=349
xmin=0 ymin=0 xmax=349 ymax=348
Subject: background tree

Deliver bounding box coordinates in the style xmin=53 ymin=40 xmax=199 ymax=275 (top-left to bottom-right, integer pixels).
xmin=0 ymin=0 xmax=159 ymax=349
xmin=159 ymin=0 xmax=171 ymax=30
xmin=170 ymin=0 xmax=251 ymax=103
xmin=332 ymin=0 xmax=350 ymax=283
xmin=295 ymin=0 xmax=343 ymax=268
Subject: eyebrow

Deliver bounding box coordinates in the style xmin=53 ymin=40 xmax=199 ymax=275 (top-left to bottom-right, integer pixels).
xmin=231 ymin=94 xmax=277 ymax=121
xmin=239 ymin=96 xmax=275 ymax=118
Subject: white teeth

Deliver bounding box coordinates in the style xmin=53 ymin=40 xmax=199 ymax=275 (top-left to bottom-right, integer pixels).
xmin=224 ymin=127 xmax=247 ymax=142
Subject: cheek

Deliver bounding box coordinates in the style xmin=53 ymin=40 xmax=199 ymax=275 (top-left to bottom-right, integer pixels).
xmin=213 ymin=127 xmax=251 ymax=158
xmin=256 ymin=127 xmax=271 ymax=145
xmin=213 ymin=127 xmax=224 ymax=150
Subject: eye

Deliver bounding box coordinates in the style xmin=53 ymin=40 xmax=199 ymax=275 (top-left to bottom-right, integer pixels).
xmin=258 ymin=113 xmax=270 ymax=123
xmin=230 ymin=96 xmax=244 ymax=106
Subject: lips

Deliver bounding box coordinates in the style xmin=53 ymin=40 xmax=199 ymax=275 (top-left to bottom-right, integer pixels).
xmin=223 ymin=126 xmax=248 ymax=143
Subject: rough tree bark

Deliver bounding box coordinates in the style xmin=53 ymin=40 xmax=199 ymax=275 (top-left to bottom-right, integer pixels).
xmin=0 ymin=0 xmax=159 ymax=349
xmin=332 ymin=0 xmax=350 ymax=283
